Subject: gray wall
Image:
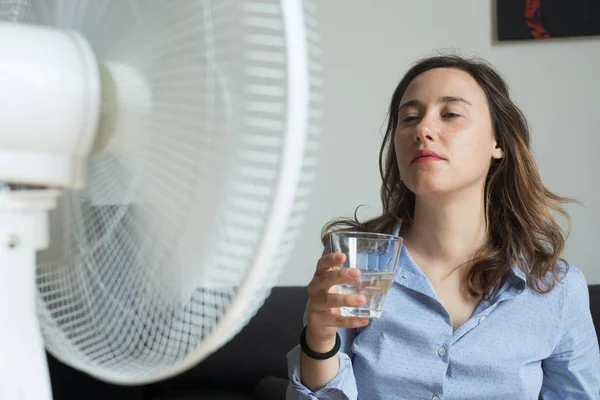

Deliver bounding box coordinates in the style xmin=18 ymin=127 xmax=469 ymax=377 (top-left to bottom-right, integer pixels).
xmin=278 ymin=0 xmax=600 ymax=286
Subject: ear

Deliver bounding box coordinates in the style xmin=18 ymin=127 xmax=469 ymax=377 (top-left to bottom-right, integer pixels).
xmin=491 ymin=141 xmax=504 ymax=160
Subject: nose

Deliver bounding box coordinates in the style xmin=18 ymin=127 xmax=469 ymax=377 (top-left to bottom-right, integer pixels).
xmin=414 ymin=114 xmax=438 ymax=142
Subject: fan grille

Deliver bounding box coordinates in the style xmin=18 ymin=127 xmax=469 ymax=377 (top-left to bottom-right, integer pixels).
xmin=0 ymin=0 xmax=320 ymax=383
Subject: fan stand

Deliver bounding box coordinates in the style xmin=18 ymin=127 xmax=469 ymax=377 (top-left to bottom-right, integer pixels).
xmin=0 ymin=188 xmax=60 ymax=400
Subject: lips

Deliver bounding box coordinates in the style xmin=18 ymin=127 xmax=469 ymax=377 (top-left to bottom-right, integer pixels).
xmin=411 ymin=149 xmax=445 ymax=164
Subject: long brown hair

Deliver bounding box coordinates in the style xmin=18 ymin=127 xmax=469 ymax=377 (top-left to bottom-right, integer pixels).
xmin=322 ymin=54 xmax=574 ymax=299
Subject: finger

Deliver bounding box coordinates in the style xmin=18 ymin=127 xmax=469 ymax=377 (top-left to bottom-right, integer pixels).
xmin=316 ymin=293 xmax=366 ymax=309
xmin=307 ymin=310 xmax=370 ymax=330
xmin=322 ymin=312 xmax=370 ymax=329
xmin=317 ymin=267 xmax=361 ymax=292
xmin=315 ymin=253 xmax=346 ymax=276
xmin=306 ymin=266 xmax=360 ymax=299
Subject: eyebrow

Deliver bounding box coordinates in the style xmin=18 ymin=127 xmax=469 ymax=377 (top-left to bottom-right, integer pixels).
xmin=398 ymin=96 xmax=472 ymax=111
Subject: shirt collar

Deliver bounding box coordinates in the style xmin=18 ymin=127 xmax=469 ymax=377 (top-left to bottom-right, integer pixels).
xmin=510 ymin=264 xmax=527 ymax=283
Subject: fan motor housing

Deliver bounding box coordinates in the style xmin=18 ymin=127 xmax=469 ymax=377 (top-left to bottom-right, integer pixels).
xmin=0 ymin=23 xmax=100 ymax=189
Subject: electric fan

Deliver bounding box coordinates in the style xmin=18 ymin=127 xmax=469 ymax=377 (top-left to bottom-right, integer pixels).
xmin=0 ymin=1 xmax=320 ymax=399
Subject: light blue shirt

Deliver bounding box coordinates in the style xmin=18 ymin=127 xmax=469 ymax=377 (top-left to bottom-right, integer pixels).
xmin=286 ymin=244 xmax=600 ymax=399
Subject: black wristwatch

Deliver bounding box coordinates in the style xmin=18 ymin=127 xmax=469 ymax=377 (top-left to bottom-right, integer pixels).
xmin=299 ymin=326 xmax=341 ymax=360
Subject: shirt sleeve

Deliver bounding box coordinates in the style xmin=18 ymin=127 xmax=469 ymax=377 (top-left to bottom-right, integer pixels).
xmin=540 ymin=266 xmax=600 ymax=399
xmin=286 ymin=342 xmax=358 ymax=400
xmin=286 ymin=243 xmax=361 ymax=399
xmin=286 ymin=326 xmax=358 ymax=400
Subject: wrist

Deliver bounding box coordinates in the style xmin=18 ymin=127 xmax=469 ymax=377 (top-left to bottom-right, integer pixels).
xmin=304 ymin=326 xmax=338 ymax=354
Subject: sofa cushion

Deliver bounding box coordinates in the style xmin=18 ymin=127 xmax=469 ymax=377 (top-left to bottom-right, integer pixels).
xmin=153 ymin=391 xmax=251 ymax=400
xmin=252 ymin=376 xmax=289 ymax=400
xmin=47 ymin=353 xmax=147 ymax=400
xmin=49 ymin=285 xmax=599 ymax=399
xmin=589 ymin=285 xmax=599 ymax=342
xmin=156 ymin=287 xmax=308 ymax=392
xmin=153 ymin=390 xmax=253 ymax=400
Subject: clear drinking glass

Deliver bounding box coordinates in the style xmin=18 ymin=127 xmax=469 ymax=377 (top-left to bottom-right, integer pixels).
xmin=330 ymin=231 xmax=403 ymax=318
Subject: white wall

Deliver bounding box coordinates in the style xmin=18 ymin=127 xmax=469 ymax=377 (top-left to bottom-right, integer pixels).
xmin=277 ymin=0 xmax=600 ymax=286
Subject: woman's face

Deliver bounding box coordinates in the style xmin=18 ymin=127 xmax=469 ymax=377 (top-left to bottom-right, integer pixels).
xmin=395 ymin=68 xmax=503 ymax=198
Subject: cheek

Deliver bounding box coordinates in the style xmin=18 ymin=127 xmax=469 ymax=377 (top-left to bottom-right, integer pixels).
xmin=394 ymin=132 xmax=412 ymax=164
xmin=449 ymin=129 xmax=494 ymax=168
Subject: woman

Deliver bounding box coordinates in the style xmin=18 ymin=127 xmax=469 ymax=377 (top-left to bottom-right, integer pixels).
xmin=286 ymin=55 xmax=600 ymax=399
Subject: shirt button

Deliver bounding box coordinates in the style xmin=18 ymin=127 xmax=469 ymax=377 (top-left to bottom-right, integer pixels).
xmin=438 ymin=347 xmax=447 ymax=357
xmin=432 ymin=396 xmax=441 ymax=400
xmin=478 ymin=316 xmax=486 ymax=324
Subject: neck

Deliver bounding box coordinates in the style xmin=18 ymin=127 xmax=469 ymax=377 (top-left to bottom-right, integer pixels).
xmin=402 ymin=188 xmax=488 ymax=270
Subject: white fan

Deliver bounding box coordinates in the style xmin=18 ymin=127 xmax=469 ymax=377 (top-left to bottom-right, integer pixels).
xmin=0 ymin=1 xmax=320 ymax=399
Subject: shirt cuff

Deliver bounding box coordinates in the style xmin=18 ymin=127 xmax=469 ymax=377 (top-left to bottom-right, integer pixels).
xmin=286 ymin=344 xmax=358 ymax=400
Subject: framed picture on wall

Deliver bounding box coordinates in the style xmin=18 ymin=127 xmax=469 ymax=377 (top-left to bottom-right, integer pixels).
xmin=497 ymin=0 xmax=600 ymax=40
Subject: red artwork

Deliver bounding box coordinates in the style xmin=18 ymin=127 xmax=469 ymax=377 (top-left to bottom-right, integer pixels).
xmin=525 ymin=0 xmax=551 ymax=39
xmin=497 ymin=0 xmax=600 ymax=41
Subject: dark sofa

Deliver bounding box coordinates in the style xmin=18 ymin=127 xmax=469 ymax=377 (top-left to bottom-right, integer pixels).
xmin=49 ymin=285 xmax=600 ymax=400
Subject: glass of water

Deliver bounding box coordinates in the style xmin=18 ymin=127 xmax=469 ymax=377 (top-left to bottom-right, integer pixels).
xmin=330 ymin=231 xmax=403 ymax=318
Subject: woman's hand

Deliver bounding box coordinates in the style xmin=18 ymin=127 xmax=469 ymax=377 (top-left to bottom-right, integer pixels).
xmin=305 ymin=252 xmax=370 ymax=352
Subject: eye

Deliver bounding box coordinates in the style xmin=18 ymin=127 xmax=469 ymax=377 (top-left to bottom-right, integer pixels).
xmin=442 ymin=112 xmax=460 ymax=119
xmin=402 ymin=115 xmax=420 ymax=123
